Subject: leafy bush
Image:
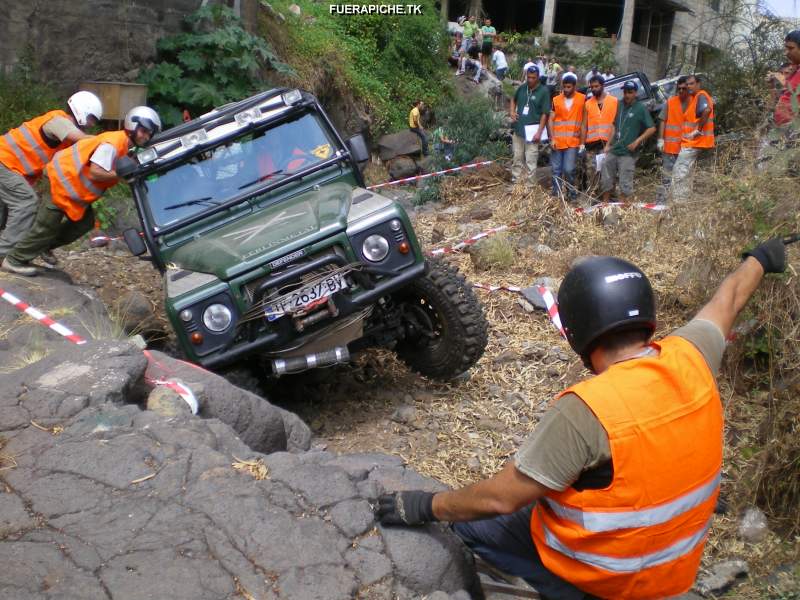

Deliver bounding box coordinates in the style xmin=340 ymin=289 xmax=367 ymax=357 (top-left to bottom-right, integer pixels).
xmin=432 ymin=95 xmax=508 ymax=167
xmin=267 ymin=0 xmax=451 ymax=134
xmin=0 ymin=55 xmax=60 ymax=133
xmin=544 ymin=35 xmax=579 ymax=67
xmin=139 ymin=4 xmax=291 ymax=127
xmin=577 ymin=28 xmax=618 ymax=73
xmin=413 ymin=179 xmax=441 ymax=206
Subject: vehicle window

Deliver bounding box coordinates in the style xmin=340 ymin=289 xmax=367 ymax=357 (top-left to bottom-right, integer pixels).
xmin=143 ymin=112 xmax=338 ymax=228
xmin=605 ymin=77 xmax=648 ymax=102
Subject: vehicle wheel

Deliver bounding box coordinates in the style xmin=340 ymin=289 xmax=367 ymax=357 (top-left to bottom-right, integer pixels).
xmin=394 ymin=258 xmax=488 ymax=380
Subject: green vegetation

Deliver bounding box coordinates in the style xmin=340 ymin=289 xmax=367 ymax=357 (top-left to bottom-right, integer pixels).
xmin=577 ymin=28 xmax=618 ymax=73
xmin=265 ymin=0 xmax=450 ymax=133
xmin=432 ymin=94 xmax=508 ymax=167
xmin=139 ymin=4 xmax=291 ymax=127
xmin=0 ymin=56 xmax=60 ymax=133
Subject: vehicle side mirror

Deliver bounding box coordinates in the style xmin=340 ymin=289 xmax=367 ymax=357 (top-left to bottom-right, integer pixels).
xmin=123 ymin=228 xmax=147 ymax=256
xmin=117 ymin=155 xmax=138 ymax=179
xmin=346 ymin=134 xmax=370 ymax=163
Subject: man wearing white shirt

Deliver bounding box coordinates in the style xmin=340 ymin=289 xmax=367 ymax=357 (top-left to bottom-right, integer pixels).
xmin=492 ymin=47 xmax=508 ymax=80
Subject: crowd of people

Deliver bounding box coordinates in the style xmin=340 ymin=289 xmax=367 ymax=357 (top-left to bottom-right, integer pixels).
xmin=0 ymin=95 xmax=162 ymax=276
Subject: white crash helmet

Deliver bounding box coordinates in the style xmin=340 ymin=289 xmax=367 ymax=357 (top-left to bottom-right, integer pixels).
xmin=124 ymin=106 xmax=162 ymax=136
xmin=67 ymin=91 xmax=103 ymax=127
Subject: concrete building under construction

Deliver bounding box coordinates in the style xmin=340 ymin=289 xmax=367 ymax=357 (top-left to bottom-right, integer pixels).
xmin=439 ymin=0 xmax=733 ymax=79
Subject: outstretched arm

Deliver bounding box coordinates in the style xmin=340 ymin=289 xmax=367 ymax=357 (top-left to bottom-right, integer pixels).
xmin=695 ymin=239 xmax=786 ymax=338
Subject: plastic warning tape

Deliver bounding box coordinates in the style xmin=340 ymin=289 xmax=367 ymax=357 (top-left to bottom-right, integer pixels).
xmin=428 ymin=222 xmax=523 ymax=257
xmin=0 ymin=287 xmax=87 ymax=345
xmin=148 ymin=378 xmax=199 ymax=414
xmin=575 ymin=202 xmax=668 ymax=215
xmin=471 ymin=282 xmax=566 ymax=339
xmin=366 ymin=160 xmax=495 ymax=190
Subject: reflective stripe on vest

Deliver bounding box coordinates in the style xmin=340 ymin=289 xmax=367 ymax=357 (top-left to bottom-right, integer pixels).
xmin=18 ymin=124 xmax=51 ymax=167
xmin=585 ymin=95 xmax=617 ymax=143
xmin=663 ymin=96 xmax=685 ymax=154
xmin=541 ymin=516 xmax=712 ymax=574
xmin=71 ymin=145 xmax=104 ymax=196
xmin=50 ymin=150 xmax=87 ymax=206
xmin=0 ymin=133 xmax=36 ymax=177
xmin=542 ymin=470 xmax=721 ymax=533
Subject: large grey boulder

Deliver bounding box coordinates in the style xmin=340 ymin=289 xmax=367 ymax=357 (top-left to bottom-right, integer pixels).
xmin=388 ymin=156 xmax=419 ymax=180
xmin=0 ymin=403 xmax=481 ymax=599
xmin=144 ymin=350 xmax=311 ymax=453
xmin=378 ymin=130 xmax=422 ymax=161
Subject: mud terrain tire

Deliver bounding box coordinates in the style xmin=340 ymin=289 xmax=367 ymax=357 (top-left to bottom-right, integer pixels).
xmin=395 ymin=258 xmax=488 ymax=380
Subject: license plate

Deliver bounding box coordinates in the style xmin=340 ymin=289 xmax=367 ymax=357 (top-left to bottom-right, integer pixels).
xmin=264 ymin=273 xmax=347 ymax=321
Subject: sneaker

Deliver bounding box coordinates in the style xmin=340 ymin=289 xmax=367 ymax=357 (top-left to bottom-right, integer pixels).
xmin=40 ymin=250 xmax=58 ymax=267
xmin=2 ymin=257 xmax=37 ymax=276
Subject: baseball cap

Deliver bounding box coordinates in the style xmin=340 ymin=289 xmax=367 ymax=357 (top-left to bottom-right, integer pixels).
xmin=622 ymin=80 xmax=639 ymax=91
xmin=562 ymin=73 xmax=578 ymax=84
xmin=527 ymin=65 xmax=540 ymax=75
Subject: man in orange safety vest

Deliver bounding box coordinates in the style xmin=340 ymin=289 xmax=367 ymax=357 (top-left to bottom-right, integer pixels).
xmin=656 ymin=76 xmax=691 ymax=203
xmin=671 ymin=74 xmax=714 ymax=201
xmin=2 ymin=106 xmax=161 ymax=276
xmin=376 ymin=237 xmax=789 ymax=599
xmin=548 ymin=73 xmax=585 ymax=201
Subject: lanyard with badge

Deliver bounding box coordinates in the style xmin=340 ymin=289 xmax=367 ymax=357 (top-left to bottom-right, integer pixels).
xmin=522 ymin=87 xmax=534 ymax=116
xmin=615 ymin=104 xmax=633 ymax=141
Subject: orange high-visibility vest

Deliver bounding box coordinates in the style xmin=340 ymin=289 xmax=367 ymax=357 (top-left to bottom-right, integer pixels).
xmin=585 ymin=94 xmax=618 ymax=144
xmin=682 ymin=90 xmax=714 ymax=149
xmin=46 ymin=130 xmax=130 ymax=222
xmin=552 ymin=93 xmax=586 ymax=150
xmin=0 ymin=110 xmax=74 ymax=181
xmin=530 ymin=336 xmax=722 ymax=599
xmin=663 ymin=96 xmax=686 ymax=155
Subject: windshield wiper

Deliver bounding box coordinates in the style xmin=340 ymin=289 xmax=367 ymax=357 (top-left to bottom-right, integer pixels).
xmin=164 ymin=196 xmax=219 ymax=210
xmin=237 ymin=169 xmax=293 ymax=191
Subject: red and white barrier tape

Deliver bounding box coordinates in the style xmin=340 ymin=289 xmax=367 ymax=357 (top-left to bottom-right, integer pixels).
xmin=143 ymin=350 xmax=201 ymax=414
xmin=0 ymin=287 xmax=87 ymax=345
xmin=575 ymin=202 xmax=668 ymax=215
xmin=366 ymin=160 xmax=494 ymax=190
xmin=428 ymin=221 xmax=523 ymax=257
xmin=472 ymin=281 xmax=566 ymax=339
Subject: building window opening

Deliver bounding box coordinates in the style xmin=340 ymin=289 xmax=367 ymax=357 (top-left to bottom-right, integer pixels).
xmin=554 ymin=0 xmax=624 ymax=37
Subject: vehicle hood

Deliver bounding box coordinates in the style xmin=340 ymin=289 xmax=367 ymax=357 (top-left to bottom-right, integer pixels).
xmin=167 ymin=182 xmax=352 ymax=280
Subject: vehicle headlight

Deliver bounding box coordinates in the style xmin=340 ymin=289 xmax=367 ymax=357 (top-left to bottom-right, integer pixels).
xmin=362 ymin=234 xmax=389 ymax=262
xmin=202 ymin=304 xmax=232 ymax=332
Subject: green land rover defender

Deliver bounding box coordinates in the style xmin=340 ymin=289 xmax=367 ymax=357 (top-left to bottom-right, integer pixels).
xmin=119 ymin=88 xmax=488 ymax=380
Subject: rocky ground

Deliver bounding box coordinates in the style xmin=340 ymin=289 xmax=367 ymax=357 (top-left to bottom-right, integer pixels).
xmin=1 ymin=166 xmax=798 ymax=598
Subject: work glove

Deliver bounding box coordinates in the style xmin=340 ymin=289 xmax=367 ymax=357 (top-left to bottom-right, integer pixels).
xmin=743 ymin=238 xmax=786 ymax=274
xmin=656 ymin=139 xmax=664 ymax=152
xmin=376 ymin=491 xmax=437 ymax=526
xmin=578 ymin=144 xmax=586 ymax=156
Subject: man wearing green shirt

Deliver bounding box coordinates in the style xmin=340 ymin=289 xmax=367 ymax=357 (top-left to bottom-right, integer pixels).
xmin=510 ymin=67 xmax=550 ymax=184
xmin=600 ymin=80 xmax=656 ymax=202
xmin=480 ymin=18 xmax=496 ymax=69
xmin=462 ymin=15 xmax=478 ymax=47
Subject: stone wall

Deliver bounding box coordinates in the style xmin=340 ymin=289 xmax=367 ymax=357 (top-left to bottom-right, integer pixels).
xmin=0 ymin=0 xmax=258 ymax=94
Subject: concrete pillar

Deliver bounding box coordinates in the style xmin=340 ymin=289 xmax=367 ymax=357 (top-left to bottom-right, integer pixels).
xmin=440 ymin=0 xmax=449 ymax=20
xmin=542 ymin=0 xmax=556 ymax=40
xmin=615 ymin=0 xmax=636 ymax=71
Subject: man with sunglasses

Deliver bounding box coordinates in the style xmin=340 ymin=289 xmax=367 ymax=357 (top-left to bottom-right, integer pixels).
xmin=656 ymin=77 xmax=690 ymax=203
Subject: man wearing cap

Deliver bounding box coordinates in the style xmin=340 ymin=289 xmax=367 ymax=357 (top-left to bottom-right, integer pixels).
xmin=509 ymin=66 xmax=550 ymax=184
xmin=670 ymin=75 xmax=714 ymax=201
xmin=656 ymin=76 xmax=690 ymax=203
xmin=600 ymin=80 xmax=655 ymax=203
xmin=375 ymin=235 xmax=789 ymax=600
xmin=548 ymin=73 xmax=585 ymax=200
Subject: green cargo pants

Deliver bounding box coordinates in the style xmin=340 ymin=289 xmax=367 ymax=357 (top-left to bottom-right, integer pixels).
xmin=7 ymin=194 xmax=94 ymax=264
xmin=0 ymin=163 xmax=39 ymax=257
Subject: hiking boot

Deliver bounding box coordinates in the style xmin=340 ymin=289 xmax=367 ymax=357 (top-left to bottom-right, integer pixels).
xmin=39 ymin=250 xmax=58 ymax=267
xmin=2 ymin=257 xmax=37 ymax=276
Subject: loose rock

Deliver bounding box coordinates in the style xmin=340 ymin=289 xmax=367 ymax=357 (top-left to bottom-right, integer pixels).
xmin=695 ymin=560 xmax=749 ymax=596
xmin=738 ymin=507 xmax=769 ymax=543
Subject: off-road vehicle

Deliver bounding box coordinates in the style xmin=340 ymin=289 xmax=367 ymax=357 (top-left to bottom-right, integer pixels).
xmin=118 ymin=88 xmax=488 ymax=379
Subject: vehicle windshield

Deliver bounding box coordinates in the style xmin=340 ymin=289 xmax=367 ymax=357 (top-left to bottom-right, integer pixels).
xmin=604 ymin=78 xmax=648 ymax=102
xmin=142 ymin=112 xmax=339 ymax=228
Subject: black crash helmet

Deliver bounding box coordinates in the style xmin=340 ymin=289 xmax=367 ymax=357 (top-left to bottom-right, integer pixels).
xmin=558 ymin=256 xmax=656 ymax=357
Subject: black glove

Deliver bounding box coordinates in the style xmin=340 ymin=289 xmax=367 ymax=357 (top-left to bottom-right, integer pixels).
xmin=376 ymin=491 xmax=437 ymax=525
xmin=743 ymin=238 xmax=786 ymax=274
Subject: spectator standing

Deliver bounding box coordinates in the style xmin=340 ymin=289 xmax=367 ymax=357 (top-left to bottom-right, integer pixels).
xmin=536 ymin=55 xmax=547 ymax=78
xmin=522 ymin=57 xmax=536 ymax=81
xmin=480 ymin=18 xmax=496 ymax=69
xmin=432 ymin=127 xmax=455 ymax=161
xmin=584 ymin=65 xmax=600 ymax=85
xmin=602 ymin=70 xmax=615 ymax=81
xmin=449 ymin=32 xmax=463 ymax=68
xmin=767 ymin=62 xmax=793 ymax=107
xmin=773 ymin=30 xmax=800 ymax=127
xmin=671 ymin=74 xmax=714 ymax=201
xmin=579 ymin=75 xmax=617 ymax=194
xmin=3 ymin=107 xmax=161 ymax=276
xmin=567 ymin=65 xmax=577 ymax=74
xmin=0 ymin=91 xmax=101 ymax=264
xmin=600 ymin=81 xmax=656 ymax=203
xmin=492 ymin=45 xmax=509 ymax=81
xmin=656 ymin=76 xmax=690 ymax=203
xmin=548 ymin=73 xmax=585 ymax=201
xmin=545 ymin=58 xmax=563 ymax=97
xmin=408 ymin=100 xmax=429 ymax=156
xmin=462 ymin=15 xmax=478 ymax=46
xmin=509 ymin=67 xmax=550 ymax=184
